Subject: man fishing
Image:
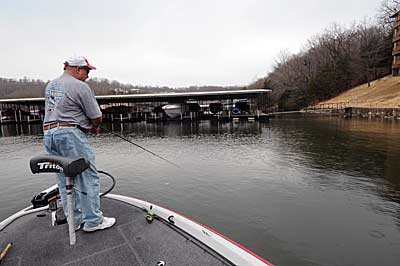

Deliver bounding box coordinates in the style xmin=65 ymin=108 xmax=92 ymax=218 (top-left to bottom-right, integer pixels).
xmin=42 ymin=55 xmax=116 ymax=232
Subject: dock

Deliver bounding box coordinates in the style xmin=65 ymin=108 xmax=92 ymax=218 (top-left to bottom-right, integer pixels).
xmin=0 ymin=89 xmax=272 ymax=125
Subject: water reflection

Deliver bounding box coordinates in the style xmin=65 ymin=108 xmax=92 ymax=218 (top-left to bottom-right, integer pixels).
xmin=270 ymin=116 xmax=400 ymax=230
xmin=1 ymin=116 xmax=400 ymax=266
xmin=0 ymin=123 xmax=43 ymax=137
xmin=0 ymin=120 xmax=263 ymax=138
xmin=102 ymin=120 xmax=262 ymax=138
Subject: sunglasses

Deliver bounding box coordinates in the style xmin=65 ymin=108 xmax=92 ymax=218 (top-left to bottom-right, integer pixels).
xmin=79 ymin=67 xmax=90 ymax=74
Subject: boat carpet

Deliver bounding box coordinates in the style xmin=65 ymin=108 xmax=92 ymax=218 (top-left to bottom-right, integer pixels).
xmin=0 ymin=197 xmax=233 ymax=266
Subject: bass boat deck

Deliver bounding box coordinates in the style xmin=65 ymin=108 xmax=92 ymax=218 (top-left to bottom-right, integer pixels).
xmin=0 ymin=154 xmax=274 ymax=266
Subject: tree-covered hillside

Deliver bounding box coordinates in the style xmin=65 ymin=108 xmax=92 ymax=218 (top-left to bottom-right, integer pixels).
xmin=0 ymin=77 xmax=241 ymax=99
xmin=249 ymin=0 xmax=398 ymax=110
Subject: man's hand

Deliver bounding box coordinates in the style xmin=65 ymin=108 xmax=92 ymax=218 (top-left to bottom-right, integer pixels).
xmin=90 ymin=116 xmax=102 ymax=135
xmin=89 ymin=126 xmax=100 ymax=135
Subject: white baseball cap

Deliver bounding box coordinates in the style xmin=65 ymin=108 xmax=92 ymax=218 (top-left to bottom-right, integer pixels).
xmin=64 ymin=55 xmax=96 ymax=70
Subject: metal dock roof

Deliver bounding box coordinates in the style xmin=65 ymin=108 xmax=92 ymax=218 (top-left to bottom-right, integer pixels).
xmin=0 ymin=89 xmax=270 ymax=104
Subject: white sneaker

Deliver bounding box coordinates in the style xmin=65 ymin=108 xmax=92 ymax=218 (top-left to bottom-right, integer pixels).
xmin=74 ymin=223 xmax=83 ymax=231
xmin=83 ymin=217 xmax=116 ymax=232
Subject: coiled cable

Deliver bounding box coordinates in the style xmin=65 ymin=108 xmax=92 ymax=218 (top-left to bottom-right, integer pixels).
xmin=98 ymin=170 xmax=116 ymax=197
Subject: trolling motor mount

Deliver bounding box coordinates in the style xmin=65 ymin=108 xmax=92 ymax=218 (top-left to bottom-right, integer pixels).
xmin=31 ymin=186 xmax=66 ymax=225
xmin=31 ymin=186 xmax=60 ymax=209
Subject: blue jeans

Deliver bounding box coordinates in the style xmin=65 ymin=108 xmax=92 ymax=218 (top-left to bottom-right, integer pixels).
xmin=43 ymin=126 xmax=103 ymax=227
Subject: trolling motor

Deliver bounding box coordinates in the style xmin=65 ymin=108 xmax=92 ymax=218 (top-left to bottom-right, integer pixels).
xmin=30 ymin=154 xmax=90 ymax=246
xmin=31 ymin=184 xmax=66 ymax=226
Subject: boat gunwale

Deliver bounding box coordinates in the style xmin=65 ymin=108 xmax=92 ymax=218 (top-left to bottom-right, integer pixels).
xmin=105 ymin=193 xmax=275 ymax=266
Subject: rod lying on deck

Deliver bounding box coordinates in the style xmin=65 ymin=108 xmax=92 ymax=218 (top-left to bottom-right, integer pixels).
xmin=0 ymin=242 xmax=13 ymax=264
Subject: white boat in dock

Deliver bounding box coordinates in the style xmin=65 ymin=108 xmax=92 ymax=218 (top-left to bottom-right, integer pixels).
xmin=162 ymin=104 xmax=189 ymax=119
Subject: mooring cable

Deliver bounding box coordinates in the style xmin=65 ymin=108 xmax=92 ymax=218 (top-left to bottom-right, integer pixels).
xmin=100 ymin=126 xmax=181 ymax=169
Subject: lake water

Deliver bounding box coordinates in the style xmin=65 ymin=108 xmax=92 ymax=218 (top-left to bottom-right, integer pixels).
xmin=1 ymin=115 xmax=400 ymax=266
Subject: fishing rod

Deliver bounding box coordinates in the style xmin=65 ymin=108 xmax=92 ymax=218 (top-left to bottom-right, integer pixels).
xmin=100 ymin=126 xmax=181 ymax=168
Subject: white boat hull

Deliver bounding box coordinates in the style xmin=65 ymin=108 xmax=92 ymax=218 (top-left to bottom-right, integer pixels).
xmin=162 ymin=104 xmax=189 ymax=119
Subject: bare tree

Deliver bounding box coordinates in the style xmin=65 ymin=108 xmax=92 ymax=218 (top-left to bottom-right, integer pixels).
xmin=250 ymin=17 xmax=393 ymax=110
xmin=377 ymin=0 xmax=400 ymax=30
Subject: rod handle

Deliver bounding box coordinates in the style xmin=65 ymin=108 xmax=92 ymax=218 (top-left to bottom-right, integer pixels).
xmin=0 ymin=242 xmax=13 ymax=263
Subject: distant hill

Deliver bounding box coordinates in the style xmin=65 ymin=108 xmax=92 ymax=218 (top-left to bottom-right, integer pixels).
xmin=316 ymin=75 xmax=400 ymax=108
xmin=0 ymin=77 xmax=242 ymax=99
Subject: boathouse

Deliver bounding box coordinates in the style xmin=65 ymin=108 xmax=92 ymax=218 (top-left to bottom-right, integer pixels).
xmin=0 ymin=89 xmax=271 ymax=124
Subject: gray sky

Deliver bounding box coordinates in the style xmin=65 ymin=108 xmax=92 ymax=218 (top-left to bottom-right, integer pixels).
xmin=0 ymin=0 xmax=381 ymax=87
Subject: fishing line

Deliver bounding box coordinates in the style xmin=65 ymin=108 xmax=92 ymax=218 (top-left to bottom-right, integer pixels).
xmin=100 ymin=126 xmax=181 ymax=169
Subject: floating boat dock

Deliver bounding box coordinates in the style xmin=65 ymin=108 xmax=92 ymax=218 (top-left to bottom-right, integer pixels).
xmin=0 ymin=89 xmax=272 ymax=124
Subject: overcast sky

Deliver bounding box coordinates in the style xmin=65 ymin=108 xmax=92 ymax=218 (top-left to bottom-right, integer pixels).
xmin=1 ymin=0 xmax=381 ymax=87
